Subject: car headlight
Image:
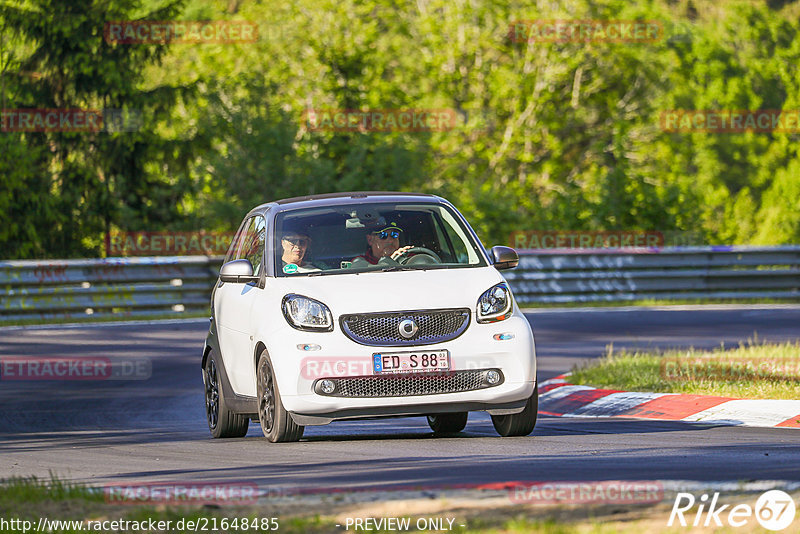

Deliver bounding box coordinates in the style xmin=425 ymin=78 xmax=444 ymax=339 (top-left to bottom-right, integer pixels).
xmin=282 ymin=294 xmax=333 ymax=332
xmin=476 ymin=283 xmax=513 ymax=323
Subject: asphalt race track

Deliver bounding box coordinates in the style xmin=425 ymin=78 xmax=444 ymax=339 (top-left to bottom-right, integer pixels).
xmin=1 ymin=306 xmax=799 ymax=491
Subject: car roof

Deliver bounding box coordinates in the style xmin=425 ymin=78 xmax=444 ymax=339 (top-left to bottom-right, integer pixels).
xmin=249 ymin=191 xmax=444 ymax=215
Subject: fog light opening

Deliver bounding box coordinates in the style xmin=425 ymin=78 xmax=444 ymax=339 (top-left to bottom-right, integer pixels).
xmin=486 ymin=370 xmax=501 ymax=385
xmin=319 ymin=379 xmax=336 ymax=394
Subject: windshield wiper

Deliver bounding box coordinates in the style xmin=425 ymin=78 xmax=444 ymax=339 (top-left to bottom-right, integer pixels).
xmin=305 ymin=270 xmax=344 ymax=276
xmin=379 ymin=265 xmax=417 ymax=272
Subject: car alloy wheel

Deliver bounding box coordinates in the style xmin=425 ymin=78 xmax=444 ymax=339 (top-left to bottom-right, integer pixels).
xmin=204 ymin=357 xmax=219 ymax=430
xmin=258 ymin=358 xmax=276 ymax=434
xmin=203 ymin=349 xmax=249 ymax=438
xmin=256 ymin=350 xmax=304 ymax=442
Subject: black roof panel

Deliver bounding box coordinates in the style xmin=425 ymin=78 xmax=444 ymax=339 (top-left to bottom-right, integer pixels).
xmin=274 ymin=191 xmax=436 ymax=205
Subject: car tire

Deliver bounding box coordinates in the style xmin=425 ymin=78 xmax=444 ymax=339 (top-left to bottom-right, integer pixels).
xmin=427 ymin=412 xmax=468 ymax=434
xmin=257 ymin=350 xmax=304 ymax=443
xmin=491 ymin=383 xmax=538 ymax=437
xmin=204 ymin=349 xmax=250 ymax=438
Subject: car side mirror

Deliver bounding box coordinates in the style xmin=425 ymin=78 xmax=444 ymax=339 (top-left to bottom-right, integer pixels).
xmin=490 ymin=246 xmax=519 ymax=270
xmin=219 ymin=259 xmax=259 ymax=283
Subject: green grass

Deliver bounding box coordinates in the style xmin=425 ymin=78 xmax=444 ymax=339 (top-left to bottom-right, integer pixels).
xmin=0 ymin=476 xmax=335 ymax=533
xmin=2 ymin=477 xmax=797 ymax=533
xmin=569 ymin=340 xmax=800 ymax=399
xmin=0 ymin=475 xmax=101 ymax=504
xmin=0 ymin=477 xmax=559 ymax=534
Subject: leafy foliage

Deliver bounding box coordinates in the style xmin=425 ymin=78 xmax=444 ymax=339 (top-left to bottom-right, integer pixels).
xmin=2 ymin=0 xmax=799 ymax=258
xmin=0 ymin=0 xmax=196 ymax=257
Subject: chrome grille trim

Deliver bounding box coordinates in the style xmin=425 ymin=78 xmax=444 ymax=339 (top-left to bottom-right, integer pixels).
xmin=340 ymin=308 xmax=470 ymax=346
xmin=314 ymin=369 xmax=502 ymax=398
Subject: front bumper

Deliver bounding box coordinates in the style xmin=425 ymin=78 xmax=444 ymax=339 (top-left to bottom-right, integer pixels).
xmin=289 ymin=394 xmax=533 ymax=426
xmin=268 ymin=314 xmax=536 ymax=425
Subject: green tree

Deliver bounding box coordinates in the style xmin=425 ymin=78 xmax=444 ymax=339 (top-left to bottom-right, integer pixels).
xmin=0 ymin=0 xmax=197 ymax=258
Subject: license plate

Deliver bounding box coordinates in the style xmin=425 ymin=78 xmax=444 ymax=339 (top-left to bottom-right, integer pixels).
xmin=372 ymin=350 xmax=450 ymax=374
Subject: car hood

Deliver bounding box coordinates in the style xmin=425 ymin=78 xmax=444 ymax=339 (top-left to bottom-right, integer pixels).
xmin=272 ymin=267 xmax=507 ymax=315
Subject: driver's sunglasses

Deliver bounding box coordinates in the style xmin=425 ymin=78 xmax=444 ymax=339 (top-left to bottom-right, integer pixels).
xmin=374 ymin=230 xmax=401 ymax=240
xmin=283 ymin=237 xmax=309 ymax=247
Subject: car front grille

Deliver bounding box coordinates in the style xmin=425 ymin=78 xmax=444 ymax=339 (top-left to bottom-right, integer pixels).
xmin=340 ymin=308 xmax=470 ymax=346
xmin=315 ymin=369 xmax=501 ymax=398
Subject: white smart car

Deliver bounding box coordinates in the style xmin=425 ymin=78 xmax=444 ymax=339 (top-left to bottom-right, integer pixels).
xmin=202 ymin=192 xmax=537 ymax=442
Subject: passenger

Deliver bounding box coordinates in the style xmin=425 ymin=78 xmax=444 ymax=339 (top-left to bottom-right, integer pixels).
xmin=280 ymin=227 xmax=319 ymax=273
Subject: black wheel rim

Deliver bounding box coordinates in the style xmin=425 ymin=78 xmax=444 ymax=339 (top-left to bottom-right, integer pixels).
xmin=205 ymin=358 xmax=219 ymax=430
xmin=258 ymin=360 xmax=275 ymax=434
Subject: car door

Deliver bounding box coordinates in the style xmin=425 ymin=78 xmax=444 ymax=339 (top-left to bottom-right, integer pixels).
xmin=215 ymin=215 xmax=266 ymax=396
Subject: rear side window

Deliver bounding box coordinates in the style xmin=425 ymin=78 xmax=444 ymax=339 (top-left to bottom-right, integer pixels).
xmin=241 ymin=217 xmax=266 ymax=275
xmin=224 ymin=218 xmax=251 ymax=265
xmin=225 ymin=215 xmax=265 ymax=275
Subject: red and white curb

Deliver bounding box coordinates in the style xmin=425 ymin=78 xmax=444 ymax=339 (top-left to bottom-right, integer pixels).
xmin=539 ymin=375 xmax=800 ymax=429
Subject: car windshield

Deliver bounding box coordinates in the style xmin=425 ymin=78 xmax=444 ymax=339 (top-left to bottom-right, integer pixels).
xmin=273 ymin=202 xmax=487 ymax=276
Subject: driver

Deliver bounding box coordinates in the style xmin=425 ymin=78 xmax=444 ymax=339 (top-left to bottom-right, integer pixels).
xmin=353 ymin=222 xmax=413 ymax=265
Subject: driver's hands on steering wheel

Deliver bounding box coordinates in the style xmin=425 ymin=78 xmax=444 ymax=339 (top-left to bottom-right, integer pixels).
xmin=390 ymin=245 xmax=414 ymax=261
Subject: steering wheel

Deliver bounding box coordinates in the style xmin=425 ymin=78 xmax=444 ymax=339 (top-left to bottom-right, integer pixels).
xmin=397 ymin=246 xmax=442 ymax=265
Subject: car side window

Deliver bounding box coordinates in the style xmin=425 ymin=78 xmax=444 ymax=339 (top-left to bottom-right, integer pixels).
xmin=239 ymin=216 xmax=266 ymax=276
xmin=434 ymin=215 xmax=468 ymax=263
xmin=224 ymin=219 xmax=251 ymax=265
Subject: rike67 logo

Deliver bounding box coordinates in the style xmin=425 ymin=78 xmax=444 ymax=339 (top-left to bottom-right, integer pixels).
xmin=668 ymin=490 xmax=796 ymax=531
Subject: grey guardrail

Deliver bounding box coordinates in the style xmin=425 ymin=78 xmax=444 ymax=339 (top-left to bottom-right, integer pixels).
xmin=1 ymin=247 xmax=798 ymax=324
xmin=504 ymin=246 xmax=800 ymax=303
xmin=0 ymin=256 xmax=224 ymax=324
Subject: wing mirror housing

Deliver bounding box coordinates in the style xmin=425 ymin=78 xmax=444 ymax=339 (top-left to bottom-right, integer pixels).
xmin=219 ymin=259 xmax=259 ymax=283
xmin=490 ymin=246 xmax=519 ymax=270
